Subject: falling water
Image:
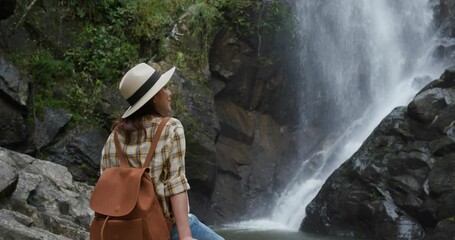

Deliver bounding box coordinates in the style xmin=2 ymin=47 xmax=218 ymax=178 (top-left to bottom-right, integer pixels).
xmin=270 ymin=0 xmax=440 ymax=230
xmin=221 ymin=0 xmax=448 ymax=233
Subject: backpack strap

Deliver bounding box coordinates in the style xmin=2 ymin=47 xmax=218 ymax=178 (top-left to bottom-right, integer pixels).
xmin=142 ymin=116 xmax=170 ymax=168
xmin=113 ymin=116 xmax=171 ymax=168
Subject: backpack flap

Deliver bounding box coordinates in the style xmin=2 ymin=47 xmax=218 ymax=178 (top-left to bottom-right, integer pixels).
xmin=90 ymin=167 xmax=147 ymax=217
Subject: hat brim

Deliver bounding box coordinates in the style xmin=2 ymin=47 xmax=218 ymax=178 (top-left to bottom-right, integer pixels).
xmin=121 ymin=67 xmax=176 ymax=118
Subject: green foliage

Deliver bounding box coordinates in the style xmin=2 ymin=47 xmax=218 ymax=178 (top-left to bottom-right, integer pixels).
xmin=13 ymin=49 xmax=73 ymax=88
xmin=11 ymin=0 xmax=292 ymax=128
xmin=11 ymin=46 xmax=105 ymax=126
xmin=62 ymin=0 xmax=129 ymax=23
xmin=257 ymin=0 xmax=293 ymax=34
xmin=177 ymin=0 xmax=293 ymax=72
xmin=211 ymin=0 xmax=255 ymax=30
xmin=209 ymin=0 xmax=292 ymax=36
xmin=175 ymin=51 xmax=187 ymax=69
xmin=11 ymin=49 xmax=72 ymax=116
xmin=187 ymin=2 xmax=222 ymax=68
xmin=128 ymin=1 xmax=171 ymax=40
xmin=66 ymin=73 xmax=104 ymax=117
xmin=64 ymin=24 xmax=139 ymax=83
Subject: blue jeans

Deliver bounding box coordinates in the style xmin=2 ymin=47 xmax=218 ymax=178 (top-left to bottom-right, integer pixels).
xmin=170 ymin=213 xmax=224 ymax=240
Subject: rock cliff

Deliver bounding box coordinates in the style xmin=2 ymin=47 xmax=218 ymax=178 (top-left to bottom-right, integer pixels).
xmin=0 ymin=147 xmax=92 ymax=239
xmin=301 ymin=66 xmax=455 ymax=239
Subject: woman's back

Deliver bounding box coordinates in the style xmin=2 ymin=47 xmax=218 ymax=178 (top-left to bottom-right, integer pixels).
xmin=100 ymin=115 xmax=190 ymax=221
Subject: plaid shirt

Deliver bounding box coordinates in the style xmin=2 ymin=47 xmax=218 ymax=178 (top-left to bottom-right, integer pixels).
xmin=99 ymin=115 xmax=191 ymax=221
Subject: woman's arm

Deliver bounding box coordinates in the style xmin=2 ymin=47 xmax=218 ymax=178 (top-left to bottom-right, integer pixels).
xmin=170 ymin=191 xmax=194 ymax=240
xmin=165 ymin=120 xmax=193 ymax=240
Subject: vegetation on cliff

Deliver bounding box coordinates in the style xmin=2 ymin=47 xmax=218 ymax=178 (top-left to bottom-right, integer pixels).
xmin=5 ymin=0 xmax=292 ymax=127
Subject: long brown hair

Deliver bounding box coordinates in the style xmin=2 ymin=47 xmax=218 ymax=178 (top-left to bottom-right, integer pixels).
xmin=112 ymin=98 xmax=161 ymax=143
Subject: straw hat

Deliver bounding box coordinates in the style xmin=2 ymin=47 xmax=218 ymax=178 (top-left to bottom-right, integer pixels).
xmin=119 ymin=63 xmax=176 ymax=118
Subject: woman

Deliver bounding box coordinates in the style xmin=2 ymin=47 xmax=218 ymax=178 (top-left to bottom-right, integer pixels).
xmin=99 ymin=63 xmax=224 ymax=240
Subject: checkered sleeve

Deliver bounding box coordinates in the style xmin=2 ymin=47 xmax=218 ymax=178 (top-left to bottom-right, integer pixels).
xmin=99 ymin=133 xmax=114 ymax=175
xmin=164 ymin=122 xmax=191 ymax=197
xmin=99 ymin=139 xmax=109 ymax=175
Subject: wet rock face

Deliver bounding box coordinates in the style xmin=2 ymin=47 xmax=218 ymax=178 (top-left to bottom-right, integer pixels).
xmin=45 ymin=125 xmax=109 ymax=183
xmin=202 ymin=27 xmax=300 ymax=223
xmin=210 ymin=103 xmax=296 ymax=222
xmin=0 ymin=56 xmax=31 ymax=150
xmin=300 ymin=66 xmax=455 ymax=239
xmin=0 ymin=56 xmax=30 ymax=107
xmin=209 ymin=29 xmax=300 ymax=126
xmin=33 ymin=107 xmax=72 ymax=150
xmin=431 ymin=0 xmax=455 ymax=62
xmin=0 ymin=147 xmax=92 ymax=239
xmin=0 ymin=97 xmax=28 ymax=149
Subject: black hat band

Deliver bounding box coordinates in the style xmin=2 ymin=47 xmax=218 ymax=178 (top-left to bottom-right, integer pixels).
xmin=126 ymin=70 xmax=162 ymax=106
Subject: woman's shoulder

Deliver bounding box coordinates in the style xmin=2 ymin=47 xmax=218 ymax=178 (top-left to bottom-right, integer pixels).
xmin=143 ymin=116 xmax=184 ymax=131
xmin=163 ymin=117 xmax=184 ymax=140
xmin=166 ymin=117 xmax=183 ymax=128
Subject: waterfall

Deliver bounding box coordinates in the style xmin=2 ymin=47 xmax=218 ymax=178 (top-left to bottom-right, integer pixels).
xmin=222 ymin=0 xmax=448 ymax=231
xmin=270 ymin=0 xmax=442 ymax=230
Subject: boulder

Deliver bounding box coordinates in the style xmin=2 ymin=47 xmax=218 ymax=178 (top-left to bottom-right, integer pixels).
xmin=0 ymin=160 xmax=17 ymax=198
xmin=0 ymin=96 xmax=28 ymax=149
xmin=45 ymin=125 xmax=109 ymax=183
xmin=301 ymin=66 xmax=455 ymax=239
xmin=0 ymin=55 xmax=30 ymax=150
xmin=407 ymin=88 xmax=447 ymax=124
xmin=428 ymin=104 xmax=455 ymax=133
xmin=33 ymin=107 xmax=72 ymax=150
xmin=0 ymin=147 xmax=92 ymax=239
xmin=425 ymin=219 xmax=455 ymax=240
xmin=0 ymin=209 xmax=71 ymax=240
xmin=0 ymin=55 xmax=30 ymax=107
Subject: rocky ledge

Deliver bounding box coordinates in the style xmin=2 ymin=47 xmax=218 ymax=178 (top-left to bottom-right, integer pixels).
xmin=301 ymin=66 xmax=455 ymax=240
xmin=0 ymin=147 xmax=92 ymax=239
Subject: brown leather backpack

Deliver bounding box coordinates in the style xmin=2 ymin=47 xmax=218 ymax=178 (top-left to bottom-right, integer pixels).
xmin=90 ymin=117 xmax=172 ymax=240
